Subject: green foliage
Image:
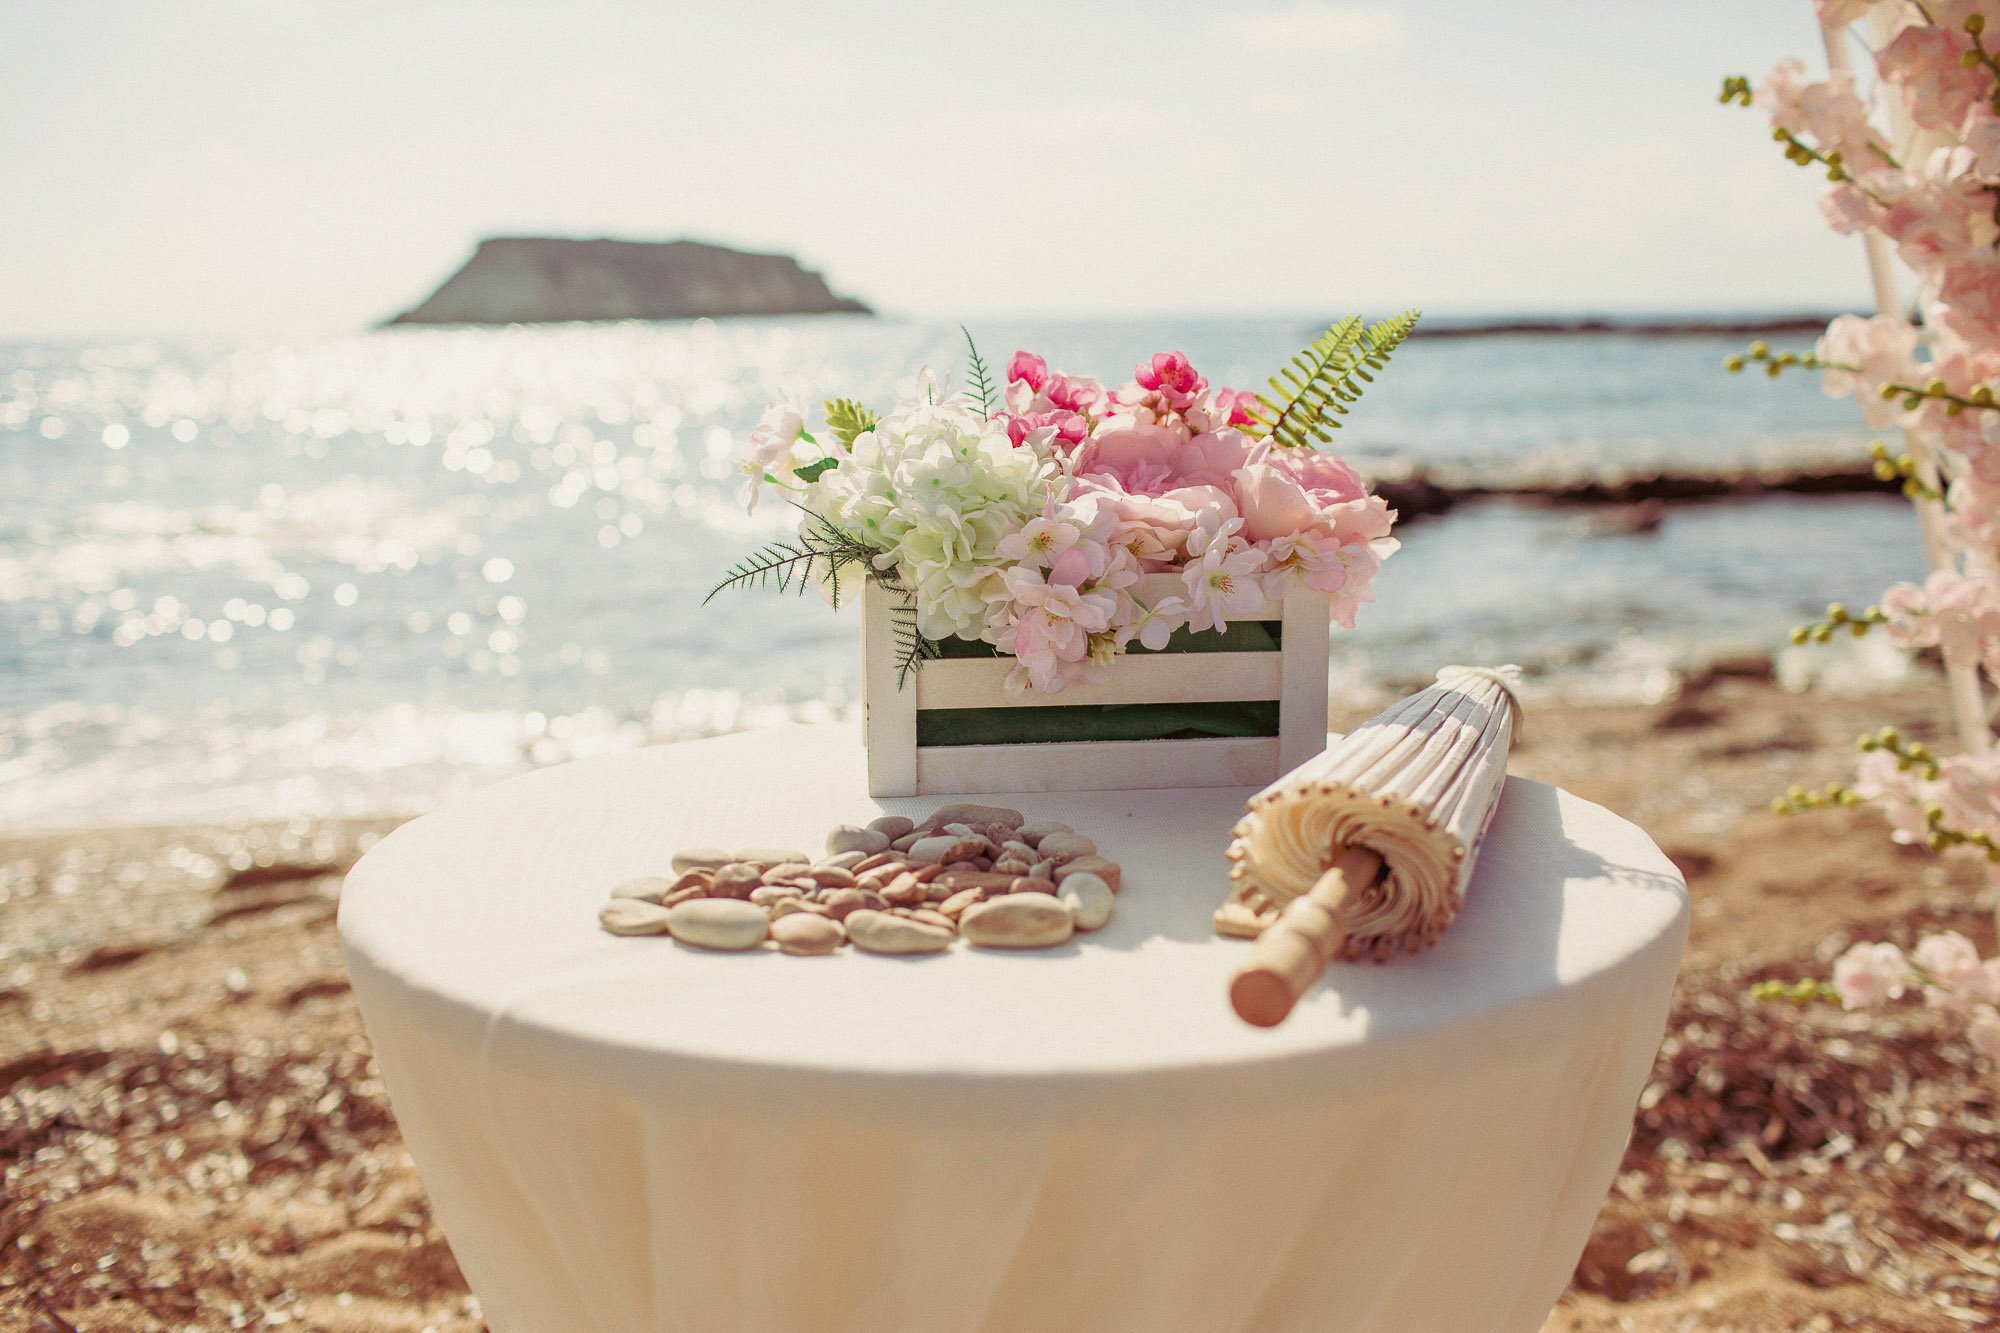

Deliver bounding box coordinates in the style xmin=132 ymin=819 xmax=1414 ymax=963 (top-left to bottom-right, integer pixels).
xmin=823 ymin=397 xmax=880 ymax=449
xmin=883 ymin=583 xmax=941 ymax=689
xmin=704 ymin=509 xmax=881 ymax=607
xmin=961 ymin=326 xmax=997 ymax=415
xmin=1748 ymin=977 xmax=1839 ymax=1006
xmin=704 ymin=509 xmax=938 ymax=686
xmin=1718 ymin=75 xmax=1753 ymax=107
xmin=794 ymin=456 xmax=840 ymax=484
xmin=1242 ymin=310 xmax=1421 ymax=448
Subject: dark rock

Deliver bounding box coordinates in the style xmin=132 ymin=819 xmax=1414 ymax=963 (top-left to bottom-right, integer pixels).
xmin=386 ymin=236 xmax=871 ymax=325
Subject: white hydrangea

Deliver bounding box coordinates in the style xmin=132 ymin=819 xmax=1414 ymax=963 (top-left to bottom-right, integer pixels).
xmin=805 ymin=372 xmax=1053 ymax=640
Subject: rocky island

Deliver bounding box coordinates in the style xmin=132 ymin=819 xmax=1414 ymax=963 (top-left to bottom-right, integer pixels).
xmin=385 ymin=236 xmax=871 ymax=325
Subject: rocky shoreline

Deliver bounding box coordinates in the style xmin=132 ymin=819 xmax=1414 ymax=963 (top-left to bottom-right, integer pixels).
xmin=1372 ymin=458 xmax=1897 ymax=526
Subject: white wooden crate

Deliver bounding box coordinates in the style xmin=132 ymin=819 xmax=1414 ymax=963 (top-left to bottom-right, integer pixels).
xmin=862 ymin=573 xmax=1331 ymax=797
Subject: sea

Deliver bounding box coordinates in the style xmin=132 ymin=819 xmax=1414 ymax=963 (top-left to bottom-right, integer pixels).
xmin=0 ymin=315 xmax=1927 ymax=829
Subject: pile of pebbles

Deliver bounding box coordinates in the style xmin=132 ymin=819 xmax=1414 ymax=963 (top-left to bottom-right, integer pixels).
xmin=597 ymin=803 xmax=1122 ymax=955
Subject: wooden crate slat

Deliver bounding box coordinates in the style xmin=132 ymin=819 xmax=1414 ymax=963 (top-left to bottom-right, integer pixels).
xmin=914 ymin=736 xmax=1282 ymax=794
xmin=1279 ymin=588 xmax=1334 ymax=774
xmin=916 ymin=652 xmax=1283 ymax=710
xmin=862 ymin=581 xmax=919 ymax=797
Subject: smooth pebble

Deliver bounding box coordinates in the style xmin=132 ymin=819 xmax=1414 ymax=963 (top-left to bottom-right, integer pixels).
xmin=735 ymin=847 xmax=812 ymax=868
xmin=770 ymin=912 xmax=845 ymax=955
xmin=671 ymin=847 xmax=733 ymax=873
xmin=845 ymin=909 xmax=954 ymax=954
xmin=959 ymin=895 xmax=1075 ymax=949
xmin=1035 ymin=832 xmax=1097 ymax=862
xmin=610 ymin=875 xmax=674 ymax=903
xmin=599 ymin=899 xmax=675 ymax=936
xmin=1060 ymin=872 xmax=1115 ymax=930
xmin=826 ymin=824 xmax=892 ymax=856
xmin=906 ymin=835 xmax=964 ymax=865
xmin=1015 ymin=821 xmax=1072 ymax=846
xmin=923 ymin=803 xmax=1024 ymax=830
xmin=867 ymin=815 xmax=916 ymax=839
xmin=709 ymin=863 xmax=764 ymax=899
xmin=1055 ymin=856 xmax=1122 ymax=893
xmin=666 ymin=898 xmax=770 ymax=950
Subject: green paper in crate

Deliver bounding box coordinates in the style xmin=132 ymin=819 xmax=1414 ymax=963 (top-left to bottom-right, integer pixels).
xmin=709 ymin=319 xmax=1417 ymax=796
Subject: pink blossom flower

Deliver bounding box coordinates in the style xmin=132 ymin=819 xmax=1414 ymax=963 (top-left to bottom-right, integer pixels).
xmin=1881 ymin=568 xmax=2000 ymax=651
xmin=1831 ymin=940 xmax=1911 ymax=1009
xmin=1067 ymin=425 xmax=1253 ymax=565
xmin=1853 ymin=749 xmax=1938 ymax=846
xmin=1914 ymin=931 xmax=1988 ymax=1008
xmin=1007 ymin=350 xmax=1049 ymax=392
xmin=1182 ymin=515 xmax=1269 ymax=633
xmin=1939 ymin=263 xmax=2000 ymax=344
xmin=1878 ymin=26 xmax=1987 ymax=132
xmin=1969 ymin=1005 xmax=2000 ymax=1060
xmin=739 ymin=399 xmax=806 ymax=513
xmin=1816 ymin=314 xmax=1922 ymax=428
xmin=1937 ymin=749 xmax=2000 ymax=851
xmin=1757 ymin=59 xmax=1882 ymax=167
xmin=1133 ymin=352 xmax=1209 ymax=411
xmin=1819 ymin=182 xmax=1880 ymax=235
xmin=995 ymin=513 xmax=1082 ymax=568
xmin=1128 ymin=593 xmax=1189 ymax=651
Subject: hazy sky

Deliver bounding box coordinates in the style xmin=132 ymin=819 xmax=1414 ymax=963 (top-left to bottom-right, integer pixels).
xmin=3 ymin=0 xmax=1879 ymax=338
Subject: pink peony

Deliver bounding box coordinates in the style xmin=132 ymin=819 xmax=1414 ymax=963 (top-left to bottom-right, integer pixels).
xmin=1234 ymin=446 xmax=1393 ymax=544
xmin=1831 ymin=940 xmax=1910 ymax=1009
xmin=1134 ymin=351 xmax=1209 ymax=411
xmin=1067 ymin=425 xmax=1254 ymax=564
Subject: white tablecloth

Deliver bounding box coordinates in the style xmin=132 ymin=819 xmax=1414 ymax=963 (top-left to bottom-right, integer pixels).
xmin=339 ymin=723 xmax=1686 ymax=1333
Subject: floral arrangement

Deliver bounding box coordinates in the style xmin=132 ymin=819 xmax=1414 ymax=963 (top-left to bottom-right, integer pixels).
xmin=1723 ymin=2 xmax=2000 ymax=1050
xmin=711 ymin=317 xmax=1415 ymax=695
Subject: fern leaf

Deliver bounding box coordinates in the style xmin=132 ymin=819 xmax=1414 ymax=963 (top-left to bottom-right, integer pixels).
xmin=961 ymin=326 xmax=998 ymax=415
xmin=1244 ymin=311 xmax=1420 ymax=448
xmin=823 ymin=397 xmax=880 ymax=449
xmin=703 ymin=540 xmax=826 ymax=604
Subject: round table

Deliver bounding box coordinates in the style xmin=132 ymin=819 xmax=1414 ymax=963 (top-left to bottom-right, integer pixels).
xmin=338 ymin=723 xmax=1687 ymax=1333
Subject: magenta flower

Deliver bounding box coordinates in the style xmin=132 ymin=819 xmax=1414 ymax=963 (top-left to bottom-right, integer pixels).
xmin=1133 ymin=351 xmax=1209 ymax=411
xmin=1007 ymin=350 xmax=1050 ymax=392
xmin=1004 ymin=409 xmax=1089 ymax=450
xmin=1212 ymin=388 xmax=1259 ymax=428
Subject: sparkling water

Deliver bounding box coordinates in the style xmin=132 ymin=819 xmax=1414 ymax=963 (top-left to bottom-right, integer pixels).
xmin=0 ymin=316 xmax=1920 ymax=827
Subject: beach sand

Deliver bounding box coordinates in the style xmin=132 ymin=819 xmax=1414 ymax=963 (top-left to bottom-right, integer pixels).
xmin=3 ymin=674 xmax=1997 ymax=1332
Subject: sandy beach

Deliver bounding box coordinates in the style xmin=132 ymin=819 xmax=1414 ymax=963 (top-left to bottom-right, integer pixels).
xmin=2 ymin=671 xmax=1996 ymax=1332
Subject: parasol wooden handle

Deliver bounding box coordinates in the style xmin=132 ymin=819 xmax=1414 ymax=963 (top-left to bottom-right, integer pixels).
xmin=1229 ymin=846 xmax=1384 ymax=1028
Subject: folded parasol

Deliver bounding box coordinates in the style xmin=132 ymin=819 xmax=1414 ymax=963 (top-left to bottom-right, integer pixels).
xmin=1217 ymin=665 xmax=1524 ymax=1027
